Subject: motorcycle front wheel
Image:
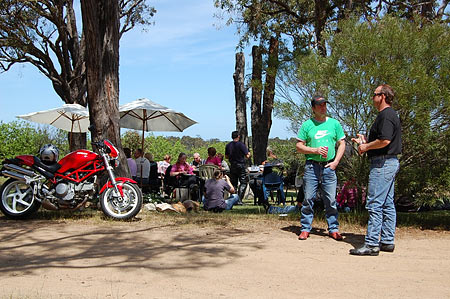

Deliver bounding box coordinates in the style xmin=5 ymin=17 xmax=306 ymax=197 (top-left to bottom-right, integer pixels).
xmin=0 ymin=178 xmax=41 ymax=219
xmin=100 ymin=182 xmax=142 ymax=220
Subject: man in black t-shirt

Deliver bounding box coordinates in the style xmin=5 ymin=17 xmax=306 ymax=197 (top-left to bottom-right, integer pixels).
xmin=350 ymin=84 xmax=402 ymax=256
xmin=225 ymin=131 xmax=251 ymax=204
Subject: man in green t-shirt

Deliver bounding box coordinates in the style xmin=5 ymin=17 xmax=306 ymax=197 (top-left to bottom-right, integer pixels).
xmin=296 ymin=95 xmax=346 ymax=241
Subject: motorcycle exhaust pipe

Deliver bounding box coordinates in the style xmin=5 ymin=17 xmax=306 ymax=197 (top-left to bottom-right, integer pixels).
xmin=3 ymin=164 xmax=35 ymax=177
xmin=41 ymin=199 xmax=58 ymax=210
xmin=1 ymin=170 xmax=26 ymax=181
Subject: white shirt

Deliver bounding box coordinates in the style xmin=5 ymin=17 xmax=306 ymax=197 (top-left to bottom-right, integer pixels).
xmin=135 ymin=157 xmax=150 ymax=179
xmin=158 ymin=160 xmax=170 ymax=175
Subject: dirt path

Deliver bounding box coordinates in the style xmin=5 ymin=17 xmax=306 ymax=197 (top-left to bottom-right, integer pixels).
xmin=1 ymin=218 xmax=449 ymax=299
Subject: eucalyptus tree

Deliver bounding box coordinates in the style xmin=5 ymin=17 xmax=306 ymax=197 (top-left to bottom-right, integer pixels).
xmin=277 ymin=16 xmax=450 ymax=206
xmin=215 ymin=0 xmax=374 ymax=164
xmin=0 ymin=0 xmax=155 ymax=151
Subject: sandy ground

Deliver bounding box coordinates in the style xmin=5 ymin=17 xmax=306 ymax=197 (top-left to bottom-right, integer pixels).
xmin=0 ymin=215 xmax=449 ymax=299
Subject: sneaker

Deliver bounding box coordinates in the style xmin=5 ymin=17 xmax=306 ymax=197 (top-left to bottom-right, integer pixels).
xmin=349 ymin=244 xmax=380 ymax=256
xmin=380 ymin=243 xmax=395 ymax=252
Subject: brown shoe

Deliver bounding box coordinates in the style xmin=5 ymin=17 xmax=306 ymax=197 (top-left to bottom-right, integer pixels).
xmin=298 ymin=231 xmax=309 ymax=240
xmin=329 ymin=232 xmax=343 ymax=241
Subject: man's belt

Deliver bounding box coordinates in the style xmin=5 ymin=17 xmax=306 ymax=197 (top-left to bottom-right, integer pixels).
xmin=369 ymin=154 xmax=398 ymax=161
xmin=306 ymin=160 xmax=331 ymax=167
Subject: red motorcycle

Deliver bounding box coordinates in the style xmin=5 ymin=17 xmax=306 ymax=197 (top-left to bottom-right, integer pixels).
xmin=0 ymin=140 xmax=142 ymax=220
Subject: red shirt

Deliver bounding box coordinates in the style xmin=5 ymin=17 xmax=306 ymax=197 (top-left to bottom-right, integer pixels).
xmin=170 ymin=162 xmax=194 ymax=178
xmin=205 ymin=156 xmax=221 ymax=166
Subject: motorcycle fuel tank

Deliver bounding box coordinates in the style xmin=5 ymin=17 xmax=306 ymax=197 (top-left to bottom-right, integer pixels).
xmin=57 ymin=150 xmax=99 ymax=174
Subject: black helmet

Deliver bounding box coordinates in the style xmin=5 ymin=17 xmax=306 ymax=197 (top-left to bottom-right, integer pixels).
xmin=39 ymin=144 xmax=59 ymax=163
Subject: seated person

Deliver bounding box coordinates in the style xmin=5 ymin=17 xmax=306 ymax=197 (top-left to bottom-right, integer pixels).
xmin=205 ymin=147 xmax=222 ymax=167
xmin=266 ymin=198 xmax=302 ymax=214
xmin=124 ymin=147 xmax=137 ymax=178
xmin=261 ymin=146 xmax=286 ymax=205
xmin=217 ymin=153 xmax=230 ymax=173
xmin=191 ymin=152 xmax=204 ymax=170
xmin=202 ymin=169 xmax=239 ymax=211
xmin=158 ymin=154 xmax=171 ymax=178
xmin=262 ymin=146 xmax=285 ymax=173
xmin=134 ymin=148 xmax=150 ymax=185
xmin=144 ymin=153 xmax=160 ymax=193
xmin=171 ymin=152 xmax=199 ymax=200
xmin=337 ymin=179 xmax=358 ymax=212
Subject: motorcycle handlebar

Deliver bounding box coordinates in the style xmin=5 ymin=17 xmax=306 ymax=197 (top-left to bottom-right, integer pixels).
xmin=92 ymin=140 xmax=112 ymax=154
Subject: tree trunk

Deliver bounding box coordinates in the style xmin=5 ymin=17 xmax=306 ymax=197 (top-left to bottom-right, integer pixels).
xmin=314 ymin=0 xmax=328 ymax=56
xmin=69 ymin=132 xmax=87 ymax=152
xmin=250 ymin=45 xmax=263 ymax=165
xmin=80 ymin=0 xmax=128 ymax=176
xmin=251 ymin=37 xmax=279 ymax=165
xmin=233 ymin=52 xmax=249 ymax=148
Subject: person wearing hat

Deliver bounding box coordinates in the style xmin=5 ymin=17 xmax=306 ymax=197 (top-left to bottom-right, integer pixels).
xmin=296 ymin=95 xmax=346 ymax=241
xmin=349 ymin=84 xmax=401 ymax=256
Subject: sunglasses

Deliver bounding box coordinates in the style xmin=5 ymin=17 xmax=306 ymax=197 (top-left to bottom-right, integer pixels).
xmin=373 ymin=92 xmax=384 ymax=98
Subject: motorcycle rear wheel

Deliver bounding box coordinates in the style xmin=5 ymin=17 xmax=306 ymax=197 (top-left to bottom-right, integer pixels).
xmin=0 ymin=178 xmax=41 ymax=219
xmin=100 ymin=182 xmax=142 ymax=220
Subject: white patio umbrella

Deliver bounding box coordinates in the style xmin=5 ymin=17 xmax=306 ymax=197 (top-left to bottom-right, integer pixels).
xmin=119 ymin=98 xmax=197 ymax=150
xmin=17 ymin=103 xmax=90 ymax=146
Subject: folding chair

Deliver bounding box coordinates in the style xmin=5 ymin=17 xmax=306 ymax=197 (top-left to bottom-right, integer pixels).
xmin=262 ymin=171 xmax=286 ymax=205
xmin=198 ymin=164 xmax=219 ymax=180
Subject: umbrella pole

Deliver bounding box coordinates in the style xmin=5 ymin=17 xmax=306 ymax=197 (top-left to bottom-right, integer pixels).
xmin=140 ymin=112 xmax=146 ymax=188
xmin=141 ymin=110 xmax=147 ymax=152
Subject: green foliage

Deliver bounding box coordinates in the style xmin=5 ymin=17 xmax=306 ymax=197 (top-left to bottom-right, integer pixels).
xmin=121 ymin=131 xmax=142 ymax=152
xmin=275 ymin=15 xmax=450 ymax=207
xmin=267 ymin=138 xmax=304 ymax=173
xmin=0 ymin=121 xmax=69 ymax=159
xmin=144 ymin=136 xmax=186 ymax=161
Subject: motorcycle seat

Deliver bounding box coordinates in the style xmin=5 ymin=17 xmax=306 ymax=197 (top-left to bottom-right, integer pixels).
xmin=33 ymin=156 xmax=62 ymax=173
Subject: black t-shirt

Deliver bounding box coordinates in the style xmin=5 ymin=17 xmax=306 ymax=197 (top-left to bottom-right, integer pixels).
xmin=225 ymin=141 xmax=249 ymax=164
xmin=368 ymin=107 xmax=402 ymax=158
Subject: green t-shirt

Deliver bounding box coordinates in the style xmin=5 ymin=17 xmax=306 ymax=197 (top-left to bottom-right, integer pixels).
xmin=297 ymin=117 xmax=345 ymax=162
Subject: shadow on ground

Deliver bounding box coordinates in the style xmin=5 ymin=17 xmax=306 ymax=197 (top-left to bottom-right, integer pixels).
xmin=0 ymin=219 xmax=262 ymax=276
xmin=281 ymin=225 xmax=365 ymax=248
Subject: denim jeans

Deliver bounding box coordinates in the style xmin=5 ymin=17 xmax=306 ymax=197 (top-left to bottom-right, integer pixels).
xmin=300 ymin=161 xmax=339 ymax=233
xmin=263 ymin=181 xmax=286 ymax=205
xmin=202 ymin=194 xmax=240 ymax=210
xmin=365 ymin=157 xmax=399 ymax=246
xmin=268 ymin=205 xmax=299 ymax=214
xmin=225 ymin=194 xmax=240 ymax=210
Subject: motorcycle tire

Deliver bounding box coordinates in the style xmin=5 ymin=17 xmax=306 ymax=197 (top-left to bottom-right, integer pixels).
xmin=100 ymin=181 xmax=142 ymax=220
xmin=0 ymin=178 xmax=41 ymax=219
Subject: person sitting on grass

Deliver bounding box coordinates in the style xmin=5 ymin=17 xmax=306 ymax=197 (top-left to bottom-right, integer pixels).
xmin=266 ymin=198 xmax=302 ymax=214
xmin=202 ymin=169 xmax=240 ymax=212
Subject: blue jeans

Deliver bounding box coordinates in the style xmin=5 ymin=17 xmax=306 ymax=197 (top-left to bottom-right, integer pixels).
xmin=365 ymin=157 xmax=399 ymax=246
xmin=202 ymin=194 xmax=240 ymax=210
xmin=300 ymin=161 xmax=339 ymax=233
xmin=268 ymin=205 xmax=299 ymax=214
xmin=225 ymin=194 xmax=240 ymax=210
xmin=263 ymin=182 xmax=286 ymax=205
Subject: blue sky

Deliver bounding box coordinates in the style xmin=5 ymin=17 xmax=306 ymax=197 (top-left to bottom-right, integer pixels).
xmin=0 ymin=0 xmax=294 ymax=141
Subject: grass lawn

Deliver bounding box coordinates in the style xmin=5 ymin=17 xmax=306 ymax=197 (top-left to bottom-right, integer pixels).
xmin=0 ymin=178 xmax=448 ymax=230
